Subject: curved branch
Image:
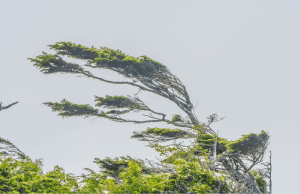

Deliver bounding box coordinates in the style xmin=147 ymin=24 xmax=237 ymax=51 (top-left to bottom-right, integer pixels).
xmin=218 ymin=153 xmax=262 ymax=194
xmin=80 ymin=70 xmax=158 ymax=96
xmin=0 ymin=101 xmax=19 ymax=111
xmin=101 ymin=114 xmax=166 ymax=124
xmin=0 ymin=137 xmax=31 ymax=162
xmin=83 ymin=64 xmax=199 ymax=126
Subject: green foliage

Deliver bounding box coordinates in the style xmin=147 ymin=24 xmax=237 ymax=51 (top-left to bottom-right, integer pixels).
xmin=79 ymin=157 xmax=229 ymax=193
xmin=31 ymin=42 xmax=166 ymax=80
xmin=0 ymin=137 xmax=29 ymax=161
xmin=43 ymin=99 xmax=98 ymax=117
xmin=145 ymin=127 xmax=187 ymax=137
xmin=163 ymin=150 xmax=198 ymax=165
xmin=169 ymin=159 xmax=229 ymax=193
xmin=0 ymin=133 xmax=269 ymax=193
xmin=226 ymin=130 xmax=269 ymax=155
xmin=28 ymin=52 xmax=84 ymax=74
xmin=0 ymin=156 xmax=79 ymax=193
xmin=147 ymin=142 xmax=178 ymax=158
xmin=92 ymin=49 xmax=166 ymax=79
xmin=149 ymin=140 xmax=205 ymax=165
xmin=49 ymin=42 xmax=99 ymax=60
xmin=252 ymin=170 xmax=267 ymax=193
xmin=131 ymin=127 xmax=196 ymax=142
xmin=79 ymin=131 xmax=269 ymax=193
xmin=167 ymin=114 xmax=184 ymax=124
xmin=94 ymin=95 xmax=138 ymax=109
xmin=92 ymin=156 xmax=151 ymax=177
xmin=196 ymin=134 xmax=229 ymax=155
xmin=80 ymin=160 xmax=171 ymax=193
xmin=192 ymin=124 xmax=206 ymax=134
xmin=26 ymin=42 xmax=271 ymax=193
xmin=78 ymin=169 xmax=109 ymax=193
xmin=115 ymin=161 xmax=169 ymax=193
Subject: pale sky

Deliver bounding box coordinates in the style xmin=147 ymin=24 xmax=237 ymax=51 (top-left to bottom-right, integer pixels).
xmin=1 ymin=0 xmax=300 ymax=192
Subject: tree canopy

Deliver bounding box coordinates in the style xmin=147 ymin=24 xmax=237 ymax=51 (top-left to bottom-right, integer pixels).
xmin=0 ymin=42 xmax=271 ymax=193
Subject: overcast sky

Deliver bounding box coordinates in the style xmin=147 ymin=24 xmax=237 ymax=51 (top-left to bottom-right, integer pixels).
xmin=1 ymin=0 xmax=300 ymax=192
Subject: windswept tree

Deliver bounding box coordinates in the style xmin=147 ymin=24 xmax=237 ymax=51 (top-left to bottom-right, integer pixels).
xmin=28 ymin=42 xmax=272 ymax=193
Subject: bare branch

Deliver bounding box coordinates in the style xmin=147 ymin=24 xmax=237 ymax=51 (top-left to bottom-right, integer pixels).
xmin=0 ymin=101 xmax=19 ymax=111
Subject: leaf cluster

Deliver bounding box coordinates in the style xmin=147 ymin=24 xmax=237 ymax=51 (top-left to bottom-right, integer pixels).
xmin=251 ymin=169 xmax=267 ymax=193
xmin=131 ymin=127 xmax=196 ymax=143
xmin=226 ymin=130 xmax=269 ymax=155
xmin=95 ymin=95 xmax=139 ymax=109
xmin=44 ymin=42 xmax=166 ymax=81
xmin=145 ymin=128 xmax=187 ymax=138
xmin=92 ymin=156 xmax=152 ymax=177
xmin=167 ymin=114 xmax=185 ymax=124
xmin=28 ymin=52 xmax=85 ymax=74
xmin=196 ymin=134 xmax=229 ymax=155
xmin=43 ymin=99 xmax=98 ymax=117
xmin=0 ymin=156 xmax=79 ymax=193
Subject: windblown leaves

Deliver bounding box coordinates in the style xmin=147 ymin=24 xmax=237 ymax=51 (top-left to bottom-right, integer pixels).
xmin=196 ymin=134 xmax=229 ymax=155
xmin=49 ymin=42 xmax=99 ymax=60
xmin=226 ymin=130 xmax=269 ymax=155
xmin=28 ymin=52 xmax=86 ymax=74
xmin=0 ymin=157 xmax=79 ymax=193
xmin=193 ymin=131 xmax=269 ymax=157
xmin=43 ymin=99 xmax=98 ymax=117
xmin=46 ymin=42 xmax=167 ymax=81
xmin=42 ymin=95 xmax=166 ymax=124
xmin=0 ymin=137 xmax=29 ymax=161
xmin=80 ymin=157 xmax=230 ymax=193
xmin=25 ymin=42 xmax=270 ymax=193
xmin=131 ymin=127 xmax=196 ymax=143
xmin=95 ymin=95 xmax=140 ymax=109
xmin=29 ymin=42 xmax=189 ymax=104
xmin=29 ymin=41 xmax=197 ymax=125
xmin=92 ymin=156 xmax=151 ymax=177
xmin=167 ymin=114 xmax=185 ymax=124
xmin=251 ymin=169 xmax=267 ymax=193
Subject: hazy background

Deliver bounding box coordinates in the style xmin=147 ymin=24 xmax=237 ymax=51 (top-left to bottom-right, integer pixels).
xmin=1 ymin=0 xmax=300 ymax=192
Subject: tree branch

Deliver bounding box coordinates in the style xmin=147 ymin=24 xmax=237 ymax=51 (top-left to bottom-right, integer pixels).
xmin=0 ymin=101 xmax=19 ymax=111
